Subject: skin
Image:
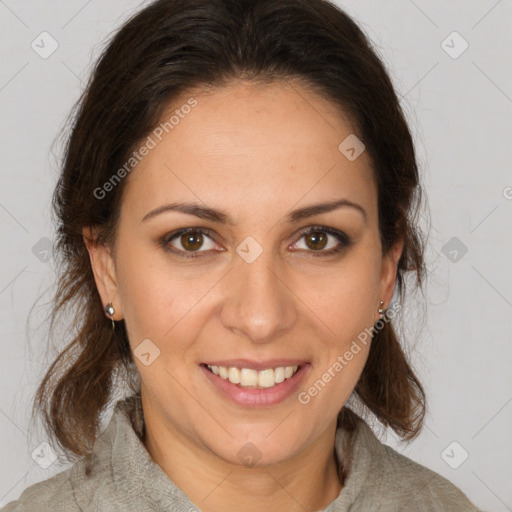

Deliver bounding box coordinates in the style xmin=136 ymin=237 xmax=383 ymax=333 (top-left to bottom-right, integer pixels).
xmin=84 ymin=79 xmax=403 ymax=512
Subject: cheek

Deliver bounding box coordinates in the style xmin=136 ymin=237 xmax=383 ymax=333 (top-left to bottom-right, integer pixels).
xmin=302 ymin=256 xmax=381 ymax=336
xmin=114 ymin=243 xmax=177 ymax=344
xmin=296 ymin=249 xmax=380 ymax=397
xmin=115 ymin=245 xmax=219 ymax=356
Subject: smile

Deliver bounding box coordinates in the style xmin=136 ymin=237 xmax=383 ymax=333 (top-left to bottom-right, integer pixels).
xmin=200 ymin=360 xmax=310 ymax=407
xmin=206 ymin=364 xmax=300 ymax=389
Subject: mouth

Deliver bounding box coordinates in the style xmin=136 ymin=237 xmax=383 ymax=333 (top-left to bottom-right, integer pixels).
xmin=204 ymin=363 xmax=301 ymax=389
xmin=200 ymin=360 xmax=310 ymax=407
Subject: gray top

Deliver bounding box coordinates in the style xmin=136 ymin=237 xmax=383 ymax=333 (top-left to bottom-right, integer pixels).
xmin=2 ymin=395 xmax=480 ymax=511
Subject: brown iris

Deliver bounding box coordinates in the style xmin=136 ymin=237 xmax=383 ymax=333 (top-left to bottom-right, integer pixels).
xmin=181 ymin=231 xmax=204 ymax=251
xmin=304 ymin=231 xmax=328 ymax=251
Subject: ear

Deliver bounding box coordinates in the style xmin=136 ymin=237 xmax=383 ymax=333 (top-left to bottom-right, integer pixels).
xmin=377 ymin=237 xmax=404 ymax=320
xmin=83 ymin=227 xmax=123 ymax=320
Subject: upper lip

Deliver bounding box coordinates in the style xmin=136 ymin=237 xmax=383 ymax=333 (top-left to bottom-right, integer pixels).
xmin=202 ymin=359 xmax=309 ymax=371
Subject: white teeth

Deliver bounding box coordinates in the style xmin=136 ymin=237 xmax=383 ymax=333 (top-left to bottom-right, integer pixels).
xmin=258 ymin=369 xmax=275 ymax=388
xmin=240 ymin=368 xmax=258 ymax=386
xmin=207 ymin=364 xmax=300 ymax=388
xmin=284 ymin=366 xmax=295 ymax=379
xmin=228 ymin=367 xmax=241 ymax=384
xmin=274 ymin=366 xmax=285 ymax=384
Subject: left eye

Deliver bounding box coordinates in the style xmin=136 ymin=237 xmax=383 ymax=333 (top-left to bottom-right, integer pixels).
xmin=291 ymin=227 xmax=349 ymax=254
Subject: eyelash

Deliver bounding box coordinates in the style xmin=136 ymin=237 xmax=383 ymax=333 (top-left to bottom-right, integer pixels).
xmin=160 ymin=225 xmax=352 ymax=259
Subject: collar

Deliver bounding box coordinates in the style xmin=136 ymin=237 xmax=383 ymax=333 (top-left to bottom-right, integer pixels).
xmin=73 ymin=394 xmax=380 ymax=511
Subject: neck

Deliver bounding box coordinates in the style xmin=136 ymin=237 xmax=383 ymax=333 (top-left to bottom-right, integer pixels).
xmin=143 ymin=412 xmax=343 ymax=512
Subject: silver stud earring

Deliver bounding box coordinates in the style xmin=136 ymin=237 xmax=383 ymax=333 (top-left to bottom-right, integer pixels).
xmin=105 ymin=303 xmax=115 ymax=330
xmin=378 ymin=300 xmax=387 ymax=316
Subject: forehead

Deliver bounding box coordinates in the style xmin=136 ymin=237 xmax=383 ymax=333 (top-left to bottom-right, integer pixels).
xmin=122 ymin=79 xmax=377 ymax=224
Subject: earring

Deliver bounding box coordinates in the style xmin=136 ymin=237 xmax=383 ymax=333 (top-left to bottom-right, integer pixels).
xmin=378 ymin=300 xmax=387 ymax=316
xmin=104 ymin=303 xmax=115 ymax=330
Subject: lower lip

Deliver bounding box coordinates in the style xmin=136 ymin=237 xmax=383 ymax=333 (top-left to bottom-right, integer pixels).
xmin=200 ymin=364 xmax=310 ymax=407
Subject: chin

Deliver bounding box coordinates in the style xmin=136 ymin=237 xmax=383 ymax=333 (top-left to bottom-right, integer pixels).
xmin=202 ymin=428 xmax=307 ymax=468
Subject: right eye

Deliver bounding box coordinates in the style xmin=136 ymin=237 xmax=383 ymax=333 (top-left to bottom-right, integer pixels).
xmin=161 ymin=228 xmax=220 ymax=258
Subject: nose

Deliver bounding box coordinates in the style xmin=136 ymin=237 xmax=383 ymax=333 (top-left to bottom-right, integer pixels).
xmin=219 ymin=247 xmax=298 ymax=344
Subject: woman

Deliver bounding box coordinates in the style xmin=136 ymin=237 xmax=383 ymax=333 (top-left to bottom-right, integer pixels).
xmin=2 ymin=0 xmax=480 ymax=510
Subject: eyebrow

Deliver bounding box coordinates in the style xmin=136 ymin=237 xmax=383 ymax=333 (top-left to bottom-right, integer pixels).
xmin=141 ymin=198 xmax=367 ymax=224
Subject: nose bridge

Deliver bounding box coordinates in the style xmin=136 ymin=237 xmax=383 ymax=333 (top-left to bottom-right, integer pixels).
xmin=219 ymin=241 xmax=297 ymax=343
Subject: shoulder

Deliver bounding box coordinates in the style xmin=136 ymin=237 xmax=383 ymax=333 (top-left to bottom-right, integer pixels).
xmin=1 ymin=443 xmax=125 ymax=512
xmin=0 ymin=396 xmax=151 ymax=512
xmin=377 ymin=443 xmax=479 ymax=511
xmin=0 ymin=401 xmax=131 ymax=512
xmin=337 ymin=415 xmax=482 ymax=511
xmin=0 ymin=468 xmax=79 ymax=512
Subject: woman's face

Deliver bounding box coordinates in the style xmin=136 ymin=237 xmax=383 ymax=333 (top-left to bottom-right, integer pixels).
xmin=87 ymin=79 xmax=401 ymax=467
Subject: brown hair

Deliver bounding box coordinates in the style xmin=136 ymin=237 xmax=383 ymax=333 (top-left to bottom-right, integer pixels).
xmin=34 ymin=0 xmax=427 ymax=467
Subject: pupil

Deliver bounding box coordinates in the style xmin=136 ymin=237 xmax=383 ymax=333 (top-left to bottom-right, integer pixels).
xmin=306 ymin=232 xmax=327 ymax=250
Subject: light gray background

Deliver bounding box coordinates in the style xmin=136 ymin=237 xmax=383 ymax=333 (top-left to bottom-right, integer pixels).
xmin=1 ymin=1 xmax=511 ymax=510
